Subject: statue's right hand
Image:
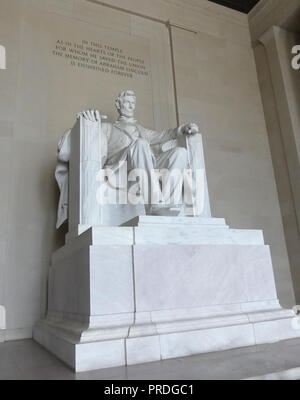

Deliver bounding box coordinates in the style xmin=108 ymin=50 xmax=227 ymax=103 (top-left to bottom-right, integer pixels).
xmin=76 ymin=110 xmax=101 ymax=122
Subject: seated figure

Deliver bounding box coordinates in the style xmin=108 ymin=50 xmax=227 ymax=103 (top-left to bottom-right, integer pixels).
xmin=56 ymin=90 xmax=205 ymax=229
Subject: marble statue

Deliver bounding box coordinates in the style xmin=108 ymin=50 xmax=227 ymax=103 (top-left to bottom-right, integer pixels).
xmin=56 ymin=90 xmax=201 ymax=228
xmin=35 ymin=93 xmax=300 ymax=373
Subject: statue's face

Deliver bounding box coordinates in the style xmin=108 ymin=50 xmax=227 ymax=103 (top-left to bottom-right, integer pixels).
xmin=119 ymin=95 xmax=136 ymax=118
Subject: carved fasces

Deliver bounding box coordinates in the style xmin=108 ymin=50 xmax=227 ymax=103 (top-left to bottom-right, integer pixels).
xmin=69 ymin=117 xmax=104 ymax=230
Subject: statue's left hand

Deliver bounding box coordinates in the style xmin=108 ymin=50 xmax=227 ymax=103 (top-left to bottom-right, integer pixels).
xmin=182 ymin=123 xmax=199 ymax=135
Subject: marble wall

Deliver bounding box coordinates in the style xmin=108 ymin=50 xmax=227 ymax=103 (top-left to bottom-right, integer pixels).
xmin=0 ymin=0 xmax=296 ymax=340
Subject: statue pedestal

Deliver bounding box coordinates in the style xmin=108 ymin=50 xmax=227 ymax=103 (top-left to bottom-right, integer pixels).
xmin=34 ymin=217 xmax=300 ymax=372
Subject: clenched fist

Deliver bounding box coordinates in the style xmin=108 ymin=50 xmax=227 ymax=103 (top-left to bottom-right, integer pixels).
xmin=181 ymin=123 xmax=200 ymax=135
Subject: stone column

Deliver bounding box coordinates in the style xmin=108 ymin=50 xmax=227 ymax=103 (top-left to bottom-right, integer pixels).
xmin=258 ymin=26 xmax=300 ymax=303
xmin=259 ymin=26 xmax=300 ymax=229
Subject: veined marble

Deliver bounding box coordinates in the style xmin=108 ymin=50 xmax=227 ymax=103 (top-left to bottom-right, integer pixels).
xmin=34 ymin=216 xmax=300 ymax=372
xmin=55 ymin=217 xmax=264 ymax=258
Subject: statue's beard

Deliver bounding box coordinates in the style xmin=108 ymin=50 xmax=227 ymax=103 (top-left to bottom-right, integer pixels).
xmin=118 ymin=115 xmax=137 ymax=123
xmin=118 ymin=111 xmax=136 ymax=122
xmin=120 ymin=111 xmax=134 ymax=117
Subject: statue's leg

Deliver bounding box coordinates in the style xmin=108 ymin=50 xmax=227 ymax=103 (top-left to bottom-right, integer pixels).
xmin=127 ymin=139 xmax=162 ymax=207
xmin=155 ymin=147 xmax=188 ymax=207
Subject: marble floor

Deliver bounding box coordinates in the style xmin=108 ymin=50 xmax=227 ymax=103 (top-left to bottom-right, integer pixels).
xmin=1 ymin=338 xmax=300 ymax=380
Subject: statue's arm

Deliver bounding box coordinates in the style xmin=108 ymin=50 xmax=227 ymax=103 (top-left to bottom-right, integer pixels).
xmin=140 ymin=126 xmax=180 ymax=146
xmin=100 ymin=123 xmax=111 ymax=167
xmin=141 ymin=123 xmax=200 ymax=146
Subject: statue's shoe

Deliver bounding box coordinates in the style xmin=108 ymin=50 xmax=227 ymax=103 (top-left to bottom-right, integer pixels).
xmin=148 ymin=205 xmax=181 ymax=217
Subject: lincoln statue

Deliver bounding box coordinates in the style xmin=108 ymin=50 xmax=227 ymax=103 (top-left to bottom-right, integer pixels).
xmin=56 ymin=90 xmax=201 ymax=228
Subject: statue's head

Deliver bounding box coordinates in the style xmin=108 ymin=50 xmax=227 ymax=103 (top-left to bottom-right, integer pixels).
xmin=115 ymin=90 xmax=136 ymax=118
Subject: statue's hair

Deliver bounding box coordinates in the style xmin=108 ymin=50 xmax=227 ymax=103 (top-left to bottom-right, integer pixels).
xmin=115 ymin=90 xmax=136 ymax=110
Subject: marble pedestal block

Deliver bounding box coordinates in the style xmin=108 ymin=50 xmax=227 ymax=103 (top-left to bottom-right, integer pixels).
xmin=34 ymin=217 xmax=300 ymax=372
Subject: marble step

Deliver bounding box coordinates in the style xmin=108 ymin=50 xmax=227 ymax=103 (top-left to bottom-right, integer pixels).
xmin=69 ymin=224 xmax=264 ymax=247
xmin=53 ymin=224 xmax=265 ymax=264
xmin=133 ymin=225 xmax=264 ymax=245
xmin=123 ymin=215 xmax=228 ymax=228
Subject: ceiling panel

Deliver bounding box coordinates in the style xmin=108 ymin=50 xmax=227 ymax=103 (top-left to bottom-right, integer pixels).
xmin=208 ymin=0 xmax=260 ymax=13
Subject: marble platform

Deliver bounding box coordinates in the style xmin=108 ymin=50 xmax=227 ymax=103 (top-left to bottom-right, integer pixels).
xmin=34 ymin=217 xmax=300 ymax=372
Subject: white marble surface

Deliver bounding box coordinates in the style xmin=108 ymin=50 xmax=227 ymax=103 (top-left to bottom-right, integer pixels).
xmin=89 ymin=246 xmax=134 ymax=316
xmin=130 ymin=216 xmax=264 ymax=246
xmin=149 ymin=300 xmax=281 ymax=323
xmin=34 ymin=222 xmax=300 ymax=372
xmin=159 ymin=324 xmax=256 ymax=360
xmin=1 ymin=0 xmax=296 ymax=347
xmin=126 ymin=336 xmax=161 ymax=366
xmin=61 ymin=217 xmax=264 ymax=249
xmin=48 ymin=247 xmax=91 ymax=316
xmin=52 ymin=227 xmax=134 ymax=264
xmin=133 ymin=244 xmax=276 ymax=312
xmin=49 ymin=245 xmax=134 ymax=317
xmin=134 ymin=226 xmax=264 ymax=245
xmin=34 ymin=212 xmax=297 ymax=372
xmin=76 ymin=339 xmax=126 ymax=372
xmin=254 ymin=316 xmax=300 ymax=345
xmin=33 ymin=323 xmax=76 ymax=368
xmin=125 ymin=215 xmax=227 ymax=227
xmin=34 ymin=308 xmax=300 ymax=371
xmin=49 ymin=225 xmax=271 ymax=321
xmin=53 ymin=220 xmax=265 ymax=268
xmin=34 ymin=321 xmax=126 ymax=372
xmin=6 ymin=336 xmax=300 ymax=380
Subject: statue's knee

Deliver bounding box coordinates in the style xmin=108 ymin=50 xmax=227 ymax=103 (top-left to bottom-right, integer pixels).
xmin=135 ymin=139 xmax=149 ymax=147
xmin=174 ymin=147 xmax=188 ymax=161
xmin=135 ymin=139 xmax=150 ymax=151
